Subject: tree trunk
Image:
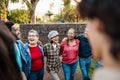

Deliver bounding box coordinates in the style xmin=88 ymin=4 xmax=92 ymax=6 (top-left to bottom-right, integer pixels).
xmin=30 ymin=9 xmax=36 ymax=24
xmin=30 ymin=0 xmax=39 ymax=24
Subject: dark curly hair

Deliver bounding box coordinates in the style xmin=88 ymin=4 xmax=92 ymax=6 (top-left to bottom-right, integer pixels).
xmin=77 ymin=0 xmax=120 ymax=60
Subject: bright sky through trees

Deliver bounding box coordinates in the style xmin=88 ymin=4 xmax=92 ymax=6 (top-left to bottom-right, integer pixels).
xmin=8 ymin=0 xmax=64 ymax=16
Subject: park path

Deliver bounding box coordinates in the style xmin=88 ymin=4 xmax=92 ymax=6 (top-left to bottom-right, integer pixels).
xmin=43 ymin=58 xmax=82 ymax=80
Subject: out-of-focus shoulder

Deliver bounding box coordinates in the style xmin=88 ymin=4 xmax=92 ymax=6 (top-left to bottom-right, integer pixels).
xmin=93 ymin=68 xmax=120 ymax=80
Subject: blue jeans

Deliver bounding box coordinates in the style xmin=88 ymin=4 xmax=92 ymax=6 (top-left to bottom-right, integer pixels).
xmin=62 ymin=60 xmax=78 ymax=80
xmin=79 ymin=58 xmax=91 ymax=80
xmin=28 ymin=68 xmax=44 ymax=80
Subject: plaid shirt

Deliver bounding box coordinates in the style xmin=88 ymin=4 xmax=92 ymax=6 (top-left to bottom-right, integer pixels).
xmin=43 ymin=43 xmax=61 ymax=72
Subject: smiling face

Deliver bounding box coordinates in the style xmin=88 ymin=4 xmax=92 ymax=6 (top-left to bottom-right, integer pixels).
xmin=28 ymin=30 xmax=39 ymax=45
xmin=51 ymin=35 xmax=59 ymax=43
xmin=67 ymin=28 xmax=76 ymax=40
xmin=12 ymin=26 xmax=21 ymax=40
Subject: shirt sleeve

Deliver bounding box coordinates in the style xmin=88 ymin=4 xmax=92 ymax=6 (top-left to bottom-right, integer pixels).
xmin=43 ymin=44 xmax=47 ymax=56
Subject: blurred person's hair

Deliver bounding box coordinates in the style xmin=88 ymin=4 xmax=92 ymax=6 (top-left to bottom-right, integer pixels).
xmin=77 ymin=0 xmax=120 ymax=60
xmin=0 ymin=23 xmax=22 ymax=80
xmin=4 ymin=21 xmax=14 ymax=31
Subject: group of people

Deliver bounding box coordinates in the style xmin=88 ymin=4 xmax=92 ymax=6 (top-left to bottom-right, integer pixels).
xmin=0 ymin=20 xmax=92 ymax=80
xmin=0 ymin=0 xmax=120 ymax=80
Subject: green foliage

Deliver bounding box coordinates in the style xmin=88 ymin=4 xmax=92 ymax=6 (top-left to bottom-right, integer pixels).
xmin=7 ymin=9 xmax=30 ymax=24
xmin=89 ymin=60 xmax=97 ymax=78
xmin=45 ymin=10 xmax=54 ymax=21
xmin=0 ymin=0 xmax=19 ymax=20
xmin=52 ymin=14 xmax=61 ymax=22
xmin=36 ymin=17 xmax=45 ymax=23
xmin=10 ymin=0 xmax=19 ymax=3
xmin=55 ymin=0 xmax=86 ymax=22
xmin=62 ymin=0 xmax=70 ymax=7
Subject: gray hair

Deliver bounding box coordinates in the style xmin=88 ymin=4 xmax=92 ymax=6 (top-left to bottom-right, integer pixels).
xmin=28 ymin=29 xmax=39 ymax=36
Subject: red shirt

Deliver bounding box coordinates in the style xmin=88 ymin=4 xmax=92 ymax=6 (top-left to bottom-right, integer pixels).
xmin=29 ymin=45 xmax=43 ymax=72
xmin=60 ymin=39 xmax=80 ymax=64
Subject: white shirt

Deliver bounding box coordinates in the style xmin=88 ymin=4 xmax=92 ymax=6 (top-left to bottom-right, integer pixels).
xmin=52 ymin=44 xmax=57 ymax=49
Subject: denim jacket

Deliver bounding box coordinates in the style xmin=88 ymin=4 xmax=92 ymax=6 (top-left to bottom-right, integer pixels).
xmin=22 ymin=43 xmax=44 ymax=78
xmin=15 ymin=40 xmax=26 ymax=71
xmin=14 ymin=43 xmax=22 ymax=71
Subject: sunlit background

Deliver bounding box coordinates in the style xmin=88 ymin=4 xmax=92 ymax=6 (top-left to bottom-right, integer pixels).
xmin=0 ymin=0 xmax=82 ymax=23
xmin=8 ymin=0 xmax=78 ymax=15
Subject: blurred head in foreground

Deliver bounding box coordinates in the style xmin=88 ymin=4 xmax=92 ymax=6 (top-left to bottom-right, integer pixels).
xmin=0 ymin=23 xmax=21 ymax=80
xmin=78 ymin=0 xmax=120 ymax=63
